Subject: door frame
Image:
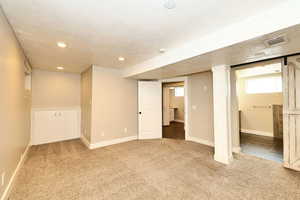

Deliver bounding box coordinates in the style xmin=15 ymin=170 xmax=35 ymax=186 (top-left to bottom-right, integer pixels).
xmin=160 ymin=76 xmax=189 ymax=140
xmin=230 ymin=59 xmax=286 ymax=163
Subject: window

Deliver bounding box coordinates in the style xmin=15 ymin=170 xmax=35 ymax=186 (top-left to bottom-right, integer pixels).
xmin=245 ymin=76 xmax=282 ymax=94
xmin=175 ymin=87 xmax=184 ymax=96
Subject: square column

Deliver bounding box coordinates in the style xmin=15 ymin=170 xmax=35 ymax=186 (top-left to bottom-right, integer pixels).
xmin=212 ymin=65 xmax=233 ymax=164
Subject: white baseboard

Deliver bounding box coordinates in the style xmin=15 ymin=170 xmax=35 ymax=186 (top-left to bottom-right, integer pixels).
xmin=80 ymin=135 xmax=90 ymax=148
xmin=33 ymin=136 xmax=80 ymax=146
xmin=187 ymin=136 xmax=214 ymax=147
xmin=187 ymin=136 xmax=242 ymax=154
xmin=214 ymin=154 xmax=233 ymax=165
xmin=241 ymin=129 xmax=273 ymax=137
xmin=1 ymin=143 xmax=31 ymax=200
xmin=81 ymin=135 xmax=138 ymax=150
xmin=233 ymin=146 xmax=241 ymax=153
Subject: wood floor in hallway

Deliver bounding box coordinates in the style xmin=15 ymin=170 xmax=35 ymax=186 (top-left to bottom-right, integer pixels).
xmin=163 ymin=121 xmax=185 ymax=139
xmin=241 ymin=132 xmax=283 ymax=163
xmin=10 ymin=138 xmax=300 ymax=200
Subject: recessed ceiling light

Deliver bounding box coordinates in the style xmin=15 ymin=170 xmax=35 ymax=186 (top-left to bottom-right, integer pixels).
xmin=159 ymin=48 xmax=166 ymax=53
xmin=57 ymin=42 xmax=67 ymax=48
xmin=57 ymin=66 xmax=64 ymax=70
xmin=164 ymin=0 xmax=176 ymax=9
xmin=118 ymin=57 xmax=125 ymax=61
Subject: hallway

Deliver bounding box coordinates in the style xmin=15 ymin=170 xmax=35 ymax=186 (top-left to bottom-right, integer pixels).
xmin=163 ymin=122 xmax=185 ymax=140
xmin=240 ymin=132 xmax=283 ymax=163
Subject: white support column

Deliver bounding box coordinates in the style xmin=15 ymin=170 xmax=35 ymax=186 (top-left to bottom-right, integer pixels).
xmin=212 ymin=65 xmax=233 ymax=164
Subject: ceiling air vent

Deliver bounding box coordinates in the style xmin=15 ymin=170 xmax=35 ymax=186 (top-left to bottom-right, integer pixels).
xmin=264 ymin=35 xmax=288 ymax=47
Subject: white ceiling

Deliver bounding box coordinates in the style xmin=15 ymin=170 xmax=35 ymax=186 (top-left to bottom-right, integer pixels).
xmin=0 ymin=0 xmax=284 ymax=73
xmin=131 ymin=23 xmax=300 ymax=79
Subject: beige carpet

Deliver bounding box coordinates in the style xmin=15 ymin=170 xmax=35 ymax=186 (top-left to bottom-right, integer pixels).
xmin=10 ymin=139 xmax=300 ymax=200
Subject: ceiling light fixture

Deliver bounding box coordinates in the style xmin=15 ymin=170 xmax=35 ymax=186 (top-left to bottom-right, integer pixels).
xmin=57 ymin=66 xmax=64 ymax=70
xmin=164 ymin=0 xmax=176 ymax=9
xmin=118 ymin=57 xmax=125 ymax=61
xmin=57 ymin=42 xmax=67 ymax=48
xmin=159 ymin=48 xmax=166 ymax=53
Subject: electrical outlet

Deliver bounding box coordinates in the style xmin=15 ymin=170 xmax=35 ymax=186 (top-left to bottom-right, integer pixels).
xmin=124 ymin=128 xmax=128 ymax=133
xmin=1 ymin=172 xmax=5 ymax=186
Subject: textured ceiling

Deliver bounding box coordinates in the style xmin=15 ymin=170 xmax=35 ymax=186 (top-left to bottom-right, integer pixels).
xmin=0 ymin=0 xmax=283 ymax=73
xmin=132 ymin=24 xmax=300 ymax=79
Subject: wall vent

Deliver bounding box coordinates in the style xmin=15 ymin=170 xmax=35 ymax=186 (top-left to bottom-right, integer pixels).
xmin=264 ymin=35 xmax=288 ymax=47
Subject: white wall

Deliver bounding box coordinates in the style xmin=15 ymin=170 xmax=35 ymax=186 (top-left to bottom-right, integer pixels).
xmin=187 ymin=71 xmax=214 ymax=145
xmin=31 ymin=69 xmax=81 ymax=145
xmin=83 ymin=66 xmax=138 ymax=145
xmin=0 ymin=9 xmax=31 ymax=198
xmin=163 ymin=82 xmax=185 ymax=123
xmin=169 ymin=89 xmax=185 ymax=121
xmin=32 ymin=69 xmax=81 ymax=108
xmin=81 ymin=67 xmax=93 ymax=141
xmin=237 ymin=73 xmax=283 ymax=136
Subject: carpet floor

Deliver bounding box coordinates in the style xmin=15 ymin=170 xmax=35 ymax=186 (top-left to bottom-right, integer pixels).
xmin=10 ymin=139 xmax=300 ymax=200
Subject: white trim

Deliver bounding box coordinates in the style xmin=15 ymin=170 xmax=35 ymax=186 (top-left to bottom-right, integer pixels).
xmin=232 ymin=146 xmax=242 ymax=153
xmin=172 ymin=119 xmax=184 ymax=123
xmin=34 ymin=136 xmax=80 ymax=145
xmin=212 ymin=65 xmax=233 ymax=164
xmin=187 ymin=136 xmax=214 ymax=147
xmin=186 ymin=136 xmax=241 ymax=154
xmin=86 ymin=136 xmax=137 ymax=150
xmin=80 ymin=136 xmax=90 ymax=148
xmin=161 ymin=77 xmax=187 ymax=83
xmin=214 ymin=153 xmax=233 ymax=165
xmin=1 ymin=144 xmax=31 ymax=200
xmin=241 ymin=129 xmax=273 ymax=137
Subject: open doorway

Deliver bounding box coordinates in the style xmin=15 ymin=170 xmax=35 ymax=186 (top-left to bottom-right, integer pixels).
xmin=162 ymin=82 xmax=185 ymax=139
xmin=235 ymin=60 xmax=283 ymax=162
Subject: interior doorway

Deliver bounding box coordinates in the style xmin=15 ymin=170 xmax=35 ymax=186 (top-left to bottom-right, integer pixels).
xmin=162 ymin=81 xmax=185 ymax=139
xmin=138 ymin=77 xmax=189 ymax=141
xmin=234 ymin=60 xmax=284 ymax=162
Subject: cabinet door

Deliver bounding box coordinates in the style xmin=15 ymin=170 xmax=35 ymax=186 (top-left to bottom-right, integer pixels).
xmin=33 ymin=111 xmax=60 ymax=145
xmin=59 ymin=110 xmax=79 ymax=139
xmin=32 ymin=110 xmax=79 ymax=145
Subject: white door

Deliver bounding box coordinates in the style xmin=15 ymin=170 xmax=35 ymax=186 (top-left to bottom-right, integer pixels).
xmin=283 ymin=56 xmax=300 ymax=171
xmin=138 ymin=81 xmax=162 ymax=139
